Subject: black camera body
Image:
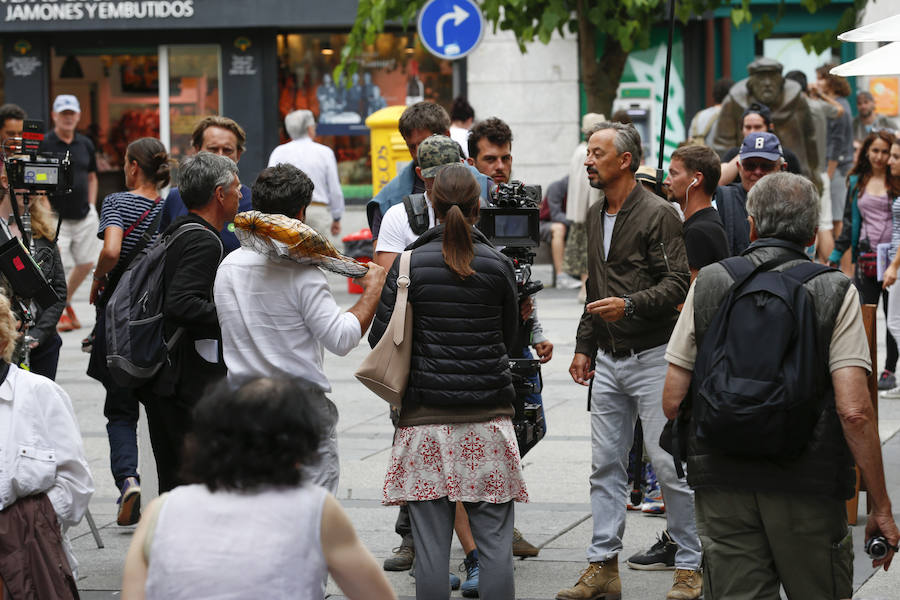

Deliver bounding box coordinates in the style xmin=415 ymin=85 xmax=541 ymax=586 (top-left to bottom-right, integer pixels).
xmin=4 ymin=120 xmax=73 ymax=195
xmin=865 ymin=535 xmax=894 ymax=560
xmin=478 ymin=180 xmax=546 ymax=457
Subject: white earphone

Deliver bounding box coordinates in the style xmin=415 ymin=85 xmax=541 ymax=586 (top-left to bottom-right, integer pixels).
xmin=690 ymin=177 xmax=698 ymax=187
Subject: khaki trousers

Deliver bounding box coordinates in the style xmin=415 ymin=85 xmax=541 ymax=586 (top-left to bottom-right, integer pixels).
xmin=695 ymin=487 xmax=853 ymax=600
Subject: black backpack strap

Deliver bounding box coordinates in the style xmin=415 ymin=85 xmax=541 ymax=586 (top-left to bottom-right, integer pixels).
xmin=99 ymin=207 xmax=165 ymax=308
xmin=403 ymin=194 xmax=429 ymax=236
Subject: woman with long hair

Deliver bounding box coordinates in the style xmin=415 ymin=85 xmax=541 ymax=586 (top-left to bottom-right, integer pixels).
xmin=370 ymin=163 xmax=527 ymax=599
xmin=0 ymin=162 xmax=67 ymax=378
xmin=87 ymin=137 xmax=169 ymax=527
xmin=880 ymin=139 xmax=900 ymax=398
xmin=828 ymin=130 xmax=900 ymax=388
xmin=121 ymin=378 xmax=396 ymax=600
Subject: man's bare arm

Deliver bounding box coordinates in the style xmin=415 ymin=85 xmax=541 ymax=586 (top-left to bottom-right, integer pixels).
xmin=662 ymin=363 xmax=692 ymax=420
xmin=347 ymin=262 xmax=386 ymax=334
xmin=373 ymin=250 xmax=399 ymax=272
xmin=833 ymin=365 xmax=899 ymax=570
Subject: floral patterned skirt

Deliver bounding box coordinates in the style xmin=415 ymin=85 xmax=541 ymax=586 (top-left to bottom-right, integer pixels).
xmin=383 ymin=417 xmax=529 ymax=505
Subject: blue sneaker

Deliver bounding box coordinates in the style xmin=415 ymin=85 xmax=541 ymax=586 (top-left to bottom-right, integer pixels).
xmin=116 ymin=476 xmax=141 ymax=526
xmin=460 ymin=552 xmax=480 ymax=597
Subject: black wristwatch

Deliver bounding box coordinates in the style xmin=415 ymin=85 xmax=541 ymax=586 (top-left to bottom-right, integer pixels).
xmin=622 ymin=295 xmax=635 ymax=319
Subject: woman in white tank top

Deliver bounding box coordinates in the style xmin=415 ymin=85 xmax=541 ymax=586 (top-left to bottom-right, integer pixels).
xmin=120 ymin=378 xmax=396 ymax=600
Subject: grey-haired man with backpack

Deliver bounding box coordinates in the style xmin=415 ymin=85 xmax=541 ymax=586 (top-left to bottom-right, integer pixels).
xmin=144 ymin=152 xmax=239 ymax=492
xmin=663 ymin=171 xmax=899 ymax=598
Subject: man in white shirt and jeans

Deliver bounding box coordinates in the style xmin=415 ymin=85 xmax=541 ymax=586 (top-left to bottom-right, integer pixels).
xmin=267 ymin=109 xmax=344 ymax=239
xmin=213 ymin=163 xmax=385 ymax=494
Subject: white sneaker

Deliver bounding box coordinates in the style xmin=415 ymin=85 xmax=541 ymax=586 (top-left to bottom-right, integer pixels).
xmin=880 ymin=386 xmax=900 ymax=399
xmin=556 ymin=272 xmax=582 ymax=289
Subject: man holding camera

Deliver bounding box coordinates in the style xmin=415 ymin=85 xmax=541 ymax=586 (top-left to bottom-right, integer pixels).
xmin=663 ymin=172 xmax=899 ymax=597
xmin=40 ymin=95 xmax=98 ymax=332
xmin=560 ymin=122 xmax=700 ymax=600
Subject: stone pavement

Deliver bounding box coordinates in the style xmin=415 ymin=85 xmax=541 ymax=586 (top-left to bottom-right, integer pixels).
xmin=56 ymin=206 xmax=900 ymax=599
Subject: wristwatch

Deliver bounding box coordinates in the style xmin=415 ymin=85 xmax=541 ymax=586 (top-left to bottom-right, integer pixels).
xmin=622 ymin=295 xmax=635 ymax=319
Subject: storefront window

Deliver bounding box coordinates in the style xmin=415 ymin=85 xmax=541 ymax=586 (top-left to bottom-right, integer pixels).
xmin=166 ymin=45 xmax=221 ymax=161
xmin=276 ymin=32 xmax=454 ymax=200
xmin=49 ymin=45 xmax=220 ymax=198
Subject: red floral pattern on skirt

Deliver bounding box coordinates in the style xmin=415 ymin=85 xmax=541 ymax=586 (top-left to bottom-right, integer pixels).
xmin=383 ymin=417 xmax=529 ymax=505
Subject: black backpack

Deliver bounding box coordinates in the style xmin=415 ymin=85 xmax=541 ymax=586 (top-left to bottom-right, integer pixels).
xmin=691 ymin=255 xmax=834 ymax=459
xmin=403 ymin=193 xmax=429 ymax=235
xmin=105 ymin=223 xmax=222 ymax=388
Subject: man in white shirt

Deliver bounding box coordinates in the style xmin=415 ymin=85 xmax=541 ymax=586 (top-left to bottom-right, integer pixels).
xmin=267 ymin=109 xmax=344 ymax=238
xmin=214 ymin=164 xmax=385 ymax=494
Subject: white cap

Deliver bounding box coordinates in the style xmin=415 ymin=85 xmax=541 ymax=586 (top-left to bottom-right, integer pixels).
xmin=53 ymin=94 xmax=80 ymax=113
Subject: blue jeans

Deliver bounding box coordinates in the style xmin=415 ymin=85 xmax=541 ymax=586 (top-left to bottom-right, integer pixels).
xmin=587 ymin=344 xmax=701 ymax=569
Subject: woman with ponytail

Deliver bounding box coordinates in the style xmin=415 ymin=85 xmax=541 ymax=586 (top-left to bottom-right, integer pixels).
xmin=369 ymin=162 xmax=526 ymax=599
xmin=88 ymin=137 xmax=170 ymax=527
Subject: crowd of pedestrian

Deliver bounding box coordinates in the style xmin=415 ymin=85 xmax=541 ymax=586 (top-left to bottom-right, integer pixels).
xmin=1 ymin=58 xmax=900 ymax=599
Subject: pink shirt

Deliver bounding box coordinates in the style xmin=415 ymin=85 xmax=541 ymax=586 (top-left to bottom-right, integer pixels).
xmin=858 ymin=191 xmax=892 ymax=246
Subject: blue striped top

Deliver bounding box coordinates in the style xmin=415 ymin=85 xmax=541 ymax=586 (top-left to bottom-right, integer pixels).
xmin=97 ymin=191 xmax=163 ymax=257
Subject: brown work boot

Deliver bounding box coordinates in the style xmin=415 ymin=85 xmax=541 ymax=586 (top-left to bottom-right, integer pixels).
xmin=555 ymin=558 xmax=621 ymax=600
xmin=666 ymin=568 xmax=702 ymax=599
xmin=512 ymin=527 xmax=540 ymax=557
xmin=383 ymin=539 xmax=415 ymax=571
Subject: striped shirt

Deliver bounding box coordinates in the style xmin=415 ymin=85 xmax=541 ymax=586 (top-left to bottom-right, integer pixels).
xmin=97 ymin=192 xmax=162 ymax=257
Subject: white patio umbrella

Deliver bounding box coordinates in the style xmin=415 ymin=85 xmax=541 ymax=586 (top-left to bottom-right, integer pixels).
xmin=830 ymin=41 xmax=900 ymax=76
xmin=838 ymin=13 xmax=900 ymax=43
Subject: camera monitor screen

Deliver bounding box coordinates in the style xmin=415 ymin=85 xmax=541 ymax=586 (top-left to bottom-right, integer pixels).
xmin=477 ymin=206 xmax=540 ymax=247
xmin=23 ymin=165 xmax=59 ymax=185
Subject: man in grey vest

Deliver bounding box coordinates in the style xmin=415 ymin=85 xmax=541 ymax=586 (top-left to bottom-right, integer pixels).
xmin=664 ymin=172 xmax=899 ymax=597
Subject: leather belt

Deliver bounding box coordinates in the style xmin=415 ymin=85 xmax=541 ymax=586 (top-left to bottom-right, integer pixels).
xmin=602 ymin=346 xmax=644 ymax=359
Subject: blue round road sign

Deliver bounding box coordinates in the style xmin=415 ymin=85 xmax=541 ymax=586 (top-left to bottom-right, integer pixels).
xmin=417 ymin=0 xmax=485 ymax=60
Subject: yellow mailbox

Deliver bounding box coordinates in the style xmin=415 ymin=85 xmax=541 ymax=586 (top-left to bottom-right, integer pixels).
xmin=366 ymin=105 xmax=412 ymax=197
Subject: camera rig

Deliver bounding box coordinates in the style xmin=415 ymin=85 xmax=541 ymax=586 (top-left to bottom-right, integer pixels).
xmin=1 ymin=120 xmax=69 ymax=362
xmin=478 ymin=181 xmax=547 ymax=457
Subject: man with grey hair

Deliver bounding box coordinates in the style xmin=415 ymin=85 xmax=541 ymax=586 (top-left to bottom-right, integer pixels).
xmin=558 ymin=122 xmax=701 ymax=600
xmin=663 ymin=171 xmax=899 ymax=597
xmin=145 ymin=151 xmax=240 ymax=492
xmin=267 ymin=109 xmax=344 ymax=237
xmin=853 ymin=90 xmax=897 ymax=144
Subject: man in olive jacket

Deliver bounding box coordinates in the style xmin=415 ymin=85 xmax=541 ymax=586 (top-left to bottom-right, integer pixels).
xmin=557 ymin=122 xmax=701 ymax=600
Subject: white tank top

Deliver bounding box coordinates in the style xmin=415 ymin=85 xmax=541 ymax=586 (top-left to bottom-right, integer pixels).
xmin=145 ymin=483 xmax=328 ymax=600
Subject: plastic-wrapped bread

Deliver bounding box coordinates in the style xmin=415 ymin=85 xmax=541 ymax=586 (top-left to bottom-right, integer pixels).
xmin=233 ymin=210 xmax=369 ymax=277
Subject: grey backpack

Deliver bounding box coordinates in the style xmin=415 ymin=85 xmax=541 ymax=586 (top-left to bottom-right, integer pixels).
xmin=105 ymin=223 xmax=222 ymax=388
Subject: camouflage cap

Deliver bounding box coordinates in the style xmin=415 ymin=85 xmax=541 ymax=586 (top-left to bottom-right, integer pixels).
xmin=417 ymin=134 xmax=462 ymax=178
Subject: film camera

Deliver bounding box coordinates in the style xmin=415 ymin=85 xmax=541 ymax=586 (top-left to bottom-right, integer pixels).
xmin=477 ymin=181 xmax=546 ymax=457
xmin=0 ymin=120 xmax=68 ymax=314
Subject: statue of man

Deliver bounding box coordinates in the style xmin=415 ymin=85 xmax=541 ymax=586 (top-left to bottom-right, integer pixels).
xmin=714 ymin=57 xmax=818 ymax=179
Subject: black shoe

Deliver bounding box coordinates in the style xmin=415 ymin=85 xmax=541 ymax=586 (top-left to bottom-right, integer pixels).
xmin=626 ymin=529 xmax=677 ymax=571
xmin=878 ymin=370 xmax=896 ymax=390
xmin=383 ymin=541 xmax=415 ymax=571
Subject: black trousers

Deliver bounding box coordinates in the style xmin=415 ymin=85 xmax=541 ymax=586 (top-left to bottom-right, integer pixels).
xmin=854 ymin=271 xmax=898 ymax=372
xmin=142 ymin=391 xmax=195 ymax=494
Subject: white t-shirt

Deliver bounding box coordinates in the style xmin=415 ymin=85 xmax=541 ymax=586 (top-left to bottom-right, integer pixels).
xmin=603 ymin=211 xmax=617 ymax=258
xmin=376 ymin=194 xmax=436 ymax=254
xmin=214 ymin=247 xmax=362 ymax=391
xmin=267 ymin=137 xmax=345 ymax=220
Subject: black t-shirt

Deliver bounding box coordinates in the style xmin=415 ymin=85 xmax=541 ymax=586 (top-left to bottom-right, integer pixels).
xmin=38 ymin=130 xmax=97 ymax=220
xmin=683 ymin=207 xmax=730 ymax=271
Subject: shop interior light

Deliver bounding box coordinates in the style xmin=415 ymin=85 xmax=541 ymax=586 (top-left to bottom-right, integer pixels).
xmin=321 ymin=40 xmax=334 ymax=56
xmin=60 ymin=55 xmax=84 ymax=79
xmin=405 ymin=35 xmax=416 ymax=54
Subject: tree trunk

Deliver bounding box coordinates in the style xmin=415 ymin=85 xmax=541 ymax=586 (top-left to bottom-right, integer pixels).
xmin=577 ymin=0 xmax=629 ymax=118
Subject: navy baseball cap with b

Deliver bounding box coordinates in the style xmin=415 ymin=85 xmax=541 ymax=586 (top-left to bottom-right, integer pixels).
xmin=740 ymin=132 xmax=783 ymax=161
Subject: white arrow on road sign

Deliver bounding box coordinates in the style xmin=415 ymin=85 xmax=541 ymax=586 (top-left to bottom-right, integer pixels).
xmin=435 ymin=4 xmax=469 ymax=48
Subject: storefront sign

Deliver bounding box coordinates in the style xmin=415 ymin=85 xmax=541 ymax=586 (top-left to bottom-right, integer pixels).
xmin=0 ymin=0 xmax=359 ymax=31
xmin=5 ymin=55 xmax=41 ymax=76
xmin=3 ymin=1 xmax=195 ymax=22
xmin=228 ymin=54 xmax=256 ymax=76
xmin=871 ymin=77 xmax=899 ymax=116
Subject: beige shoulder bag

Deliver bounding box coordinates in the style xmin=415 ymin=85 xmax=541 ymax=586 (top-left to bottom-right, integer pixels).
xmin=355 ymin=250 xmax=413 ymax=409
